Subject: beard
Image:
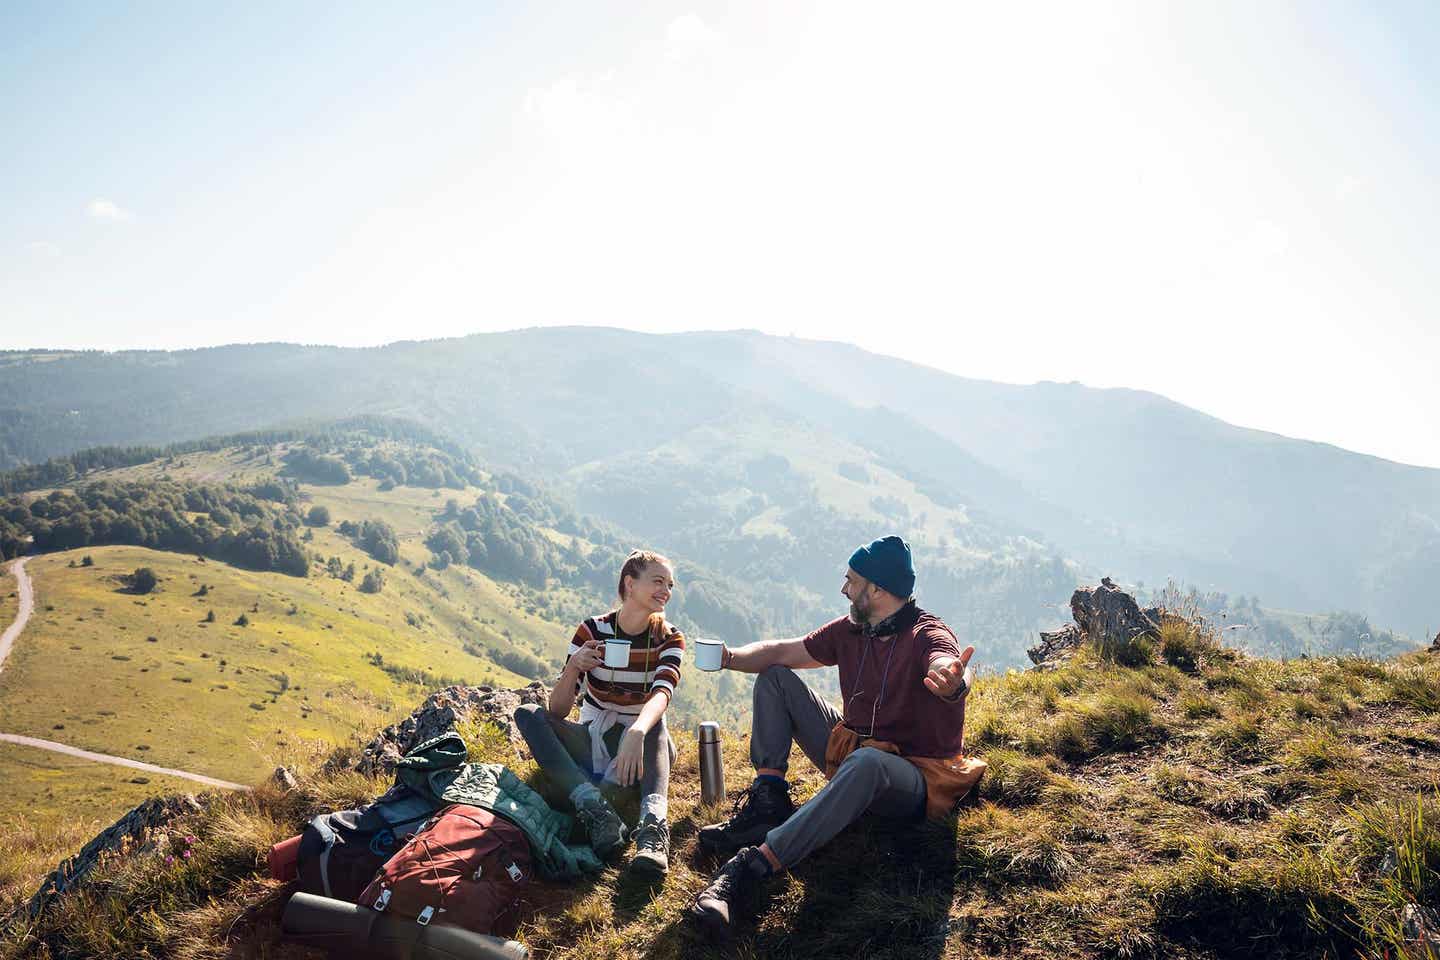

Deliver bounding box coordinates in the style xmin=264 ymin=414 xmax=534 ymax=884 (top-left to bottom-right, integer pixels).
xmin=847 ymin=598 xmax=869 ymax=625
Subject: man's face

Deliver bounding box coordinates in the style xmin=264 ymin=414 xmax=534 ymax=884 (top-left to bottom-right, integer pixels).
xmin=842 ymin=568 xmax=875 ymax=624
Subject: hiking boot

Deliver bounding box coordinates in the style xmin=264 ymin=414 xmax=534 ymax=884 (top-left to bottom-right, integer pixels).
xmin=627 ymin=813 xmax=670 ymax=879
xmin=571 ymin=784 xmax=628 ymax=860
xmin=697 ymin=778 xmax=794 ymax=855
xmin=688 ymin=846 xmax=771 ymax=942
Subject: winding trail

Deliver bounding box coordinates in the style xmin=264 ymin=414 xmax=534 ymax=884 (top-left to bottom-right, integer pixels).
xmin=0 ymin=557 xmax=249 ymax=792
xmin=0 ymin=556 xmax=34 ymax=675
xmin=0 ymin=733 xmax=249 ymax=790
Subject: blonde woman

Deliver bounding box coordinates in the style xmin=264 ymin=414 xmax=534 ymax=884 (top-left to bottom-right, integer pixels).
xmin=513 ymin=550 xmax=683 ymax=880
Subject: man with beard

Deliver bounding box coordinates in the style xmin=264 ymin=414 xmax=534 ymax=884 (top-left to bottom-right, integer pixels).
xmin=688 ymin=536 xmax=984 ymax=942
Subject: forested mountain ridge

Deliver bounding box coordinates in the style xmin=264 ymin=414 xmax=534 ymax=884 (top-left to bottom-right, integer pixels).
xmin=1 ymin=329 xmax=1434 ymax=647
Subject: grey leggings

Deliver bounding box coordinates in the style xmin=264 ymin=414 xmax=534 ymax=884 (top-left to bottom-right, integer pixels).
xmin=513 ymin=702 xmax=674 ymax=810
xmin=749 ymin=665 xmax=927 ymax=868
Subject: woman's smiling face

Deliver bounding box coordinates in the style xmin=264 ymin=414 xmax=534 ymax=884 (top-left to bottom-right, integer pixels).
xmin=623 ymin=561 xmax=674 ymax=614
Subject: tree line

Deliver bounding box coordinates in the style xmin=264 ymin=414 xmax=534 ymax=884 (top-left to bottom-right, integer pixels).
xmin=0 ymin=415 xmax=480 ymax=496
xmin=0 ymin=480 xmax=309 ymax=575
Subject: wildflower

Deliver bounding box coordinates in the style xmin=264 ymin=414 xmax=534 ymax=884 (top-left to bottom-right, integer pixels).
xmin=165 ymin=855 xmax=175 ymax=865
xmin=182 ymin=850 xmax=191 ymax=859
xmin=185 ymin=835 xmax=196 ymax=844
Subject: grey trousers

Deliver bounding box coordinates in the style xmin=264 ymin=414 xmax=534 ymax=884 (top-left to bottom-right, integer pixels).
xmin=750 ymin=665 xmax=927 ymax=868
xmin=513 ymin=703 xmax=675 ymax=810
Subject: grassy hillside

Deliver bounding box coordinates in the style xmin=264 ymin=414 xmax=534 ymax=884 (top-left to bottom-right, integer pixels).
xmin=0 ymin=546 xmax=534 ymax=784
xmin=3 ymin=617 xmax=1438 ymax=960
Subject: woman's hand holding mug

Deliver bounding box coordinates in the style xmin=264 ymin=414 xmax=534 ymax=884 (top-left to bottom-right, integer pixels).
xmin=570 ymin=639 xmax=604 ymax=674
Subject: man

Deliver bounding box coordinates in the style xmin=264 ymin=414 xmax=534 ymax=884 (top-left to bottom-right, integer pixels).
xmin=688 ymin=535 xmax=983 ymax=941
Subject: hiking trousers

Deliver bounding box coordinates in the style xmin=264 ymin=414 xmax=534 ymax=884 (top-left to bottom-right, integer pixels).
xmin=749 ymin=665 xmax=927 ymax=868
xmin=513 ymin=703 xmax=674 ymax=811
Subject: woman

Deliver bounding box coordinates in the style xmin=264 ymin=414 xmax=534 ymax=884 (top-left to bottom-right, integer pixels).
xmin=513 ymin=549 xmax=683 ymax=880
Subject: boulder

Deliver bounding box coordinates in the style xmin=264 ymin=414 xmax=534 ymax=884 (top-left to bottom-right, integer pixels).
xmin=354 ymin=682 xmax=549 ymax=776
xmin=24 ymin=793 xmax=208 ymax=918
xmin=1031 ymin=578 xmax=1162 ymax=669
xmin=1028 ymin=623 xmax=1083 ymax=670
xmin=1430 ymin=630 xmax=1439 ymax=653
xmin=272 ymin=765 xmax=298 ymax=792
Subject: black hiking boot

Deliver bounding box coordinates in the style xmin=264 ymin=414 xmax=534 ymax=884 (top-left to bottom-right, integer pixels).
xmin=688 ymin=846 xmax=771 ymax=942
xmin=571 ymin=785 xmax=628 ymax=860
xmin=697 ymin=778 xmax=794 ymax=856
xmin=627 ymin=813 xmax=670 ymax=879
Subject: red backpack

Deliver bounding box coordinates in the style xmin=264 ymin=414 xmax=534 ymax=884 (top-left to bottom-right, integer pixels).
xmin=359 ymin=804 xmax=532 ymax=938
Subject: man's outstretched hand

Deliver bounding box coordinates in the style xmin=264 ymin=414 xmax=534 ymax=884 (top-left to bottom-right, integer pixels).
xmin=924 ymin=645 xmax=975 ymax=701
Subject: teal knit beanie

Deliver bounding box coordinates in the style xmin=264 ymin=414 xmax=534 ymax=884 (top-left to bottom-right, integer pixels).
xmin=847 ymin=536 xmax=915 ymax=599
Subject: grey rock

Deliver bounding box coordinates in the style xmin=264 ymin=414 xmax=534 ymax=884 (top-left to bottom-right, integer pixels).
xmin=24 ymin=793 xmax=208 ymax=918
xmin=354 ymin=681 xmax=549 ymax=776
xmin=1028 ymin=622 xmax=1083 ymax=670
xmin=272 ymin=765 xmax=298 ymax=792
xmin=1030 ymin=580 xmax=1162 ymax=670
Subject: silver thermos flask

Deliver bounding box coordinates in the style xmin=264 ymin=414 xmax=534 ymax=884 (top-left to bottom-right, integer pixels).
xmin=698 ymin=721 xmax=725 ymax=806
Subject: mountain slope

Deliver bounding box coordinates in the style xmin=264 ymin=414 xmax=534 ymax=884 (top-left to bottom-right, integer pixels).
xmin=2 ymin=329 xmax=1434 ymax=643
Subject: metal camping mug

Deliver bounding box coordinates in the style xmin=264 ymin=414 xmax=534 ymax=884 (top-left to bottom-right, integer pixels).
xmin=698 ymin=721 xmax=725 ymax=806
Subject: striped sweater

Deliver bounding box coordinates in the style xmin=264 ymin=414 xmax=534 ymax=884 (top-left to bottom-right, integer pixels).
xmin=566 ymin=611 xmax=685 ymax=715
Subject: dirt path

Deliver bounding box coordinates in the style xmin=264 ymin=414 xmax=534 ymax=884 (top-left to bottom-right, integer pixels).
xmin=0 ymin=556 xmax=34 ymax=676
xmin=0 ymin=733 xmax=249 ymax=791
xmin=0 ymin=557 xmax=249 ymax=792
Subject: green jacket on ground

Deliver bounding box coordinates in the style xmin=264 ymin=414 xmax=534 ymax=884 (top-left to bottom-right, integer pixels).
xmin=394 ymin=731 xmax=603 ymax=880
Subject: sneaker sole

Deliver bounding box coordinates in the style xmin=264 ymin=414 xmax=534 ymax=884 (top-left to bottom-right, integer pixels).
xmin=689 ymin=902 xmax=734 ymax=943
xmin=626 ymin=853 xmax=668 ymax=880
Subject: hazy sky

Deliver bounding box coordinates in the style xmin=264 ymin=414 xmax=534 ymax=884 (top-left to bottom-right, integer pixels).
xmin=4 ymin=1 xmax=1438 ymax=468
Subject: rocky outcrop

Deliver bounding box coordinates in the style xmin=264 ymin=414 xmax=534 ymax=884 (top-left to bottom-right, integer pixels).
xmin=24 ymin=793 xmax=209 ymax=918
xmin=354 ymin=682 xmax=549 ymax=776
xmin=1028 ymin=623 xmax=1083 ymax=670
xmin=1430 ymin=630 xmax=1439 ymax=653
xmin=1031 ymin=578 xmax=1163 ymax=669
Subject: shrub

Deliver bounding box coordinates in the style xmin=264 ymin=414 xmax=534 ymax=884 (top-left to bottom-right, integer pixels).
xmin=129 ymin=567 xmax=158 ymax=594
xmin=358 ymin=568 xmax=384 ymax=594
xmin=80 ymin=555 xmax=94 ymax=567
xmin=234 ymin=613 xmax=250 ymax=627
xmin=306 ymin=505 xmax=331 ymax=527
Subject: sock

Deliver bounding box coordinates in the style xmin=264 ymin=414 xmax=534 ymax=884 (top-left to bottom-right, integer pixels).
xmin=755 ymin=773 xmax=786 ymax=788
xmin=641 ymin=793 xmax=668 ymax=822
xmin=569 ymin=781 xmax=603 ymax=808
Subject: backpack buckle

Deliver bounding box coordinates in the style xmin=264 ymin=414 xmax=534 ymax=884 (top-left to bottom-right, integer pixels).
xmin=417 ymin=905 xmax=434 ymax=926
xmin=506 ymin=862 xmax=524 ymax=883
xmin=374 ymin=888 xmax=391 ymax=911
xmin=472 ymin=864 xmax=484 ymax=881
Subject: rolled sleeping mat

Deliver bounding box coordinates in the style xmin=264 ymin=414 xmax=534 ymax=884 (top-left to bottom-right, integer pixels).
xmin=281 ymin=892 xmax=529 ymax=960
xmin=282 ymin=892 xmax=379 ymax=951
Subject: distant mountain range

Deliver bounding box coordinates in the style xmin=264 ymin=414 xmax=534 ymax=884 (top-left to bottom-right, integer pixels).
xmin=3 ymin=329 xmax=1435 ymax=648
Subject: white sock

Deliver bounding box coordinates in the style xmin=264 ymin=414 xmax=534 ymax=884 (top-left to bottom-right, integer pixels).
xmin=569 ymin=781 xmax=602 ymax=807
xmin=641 ymin=793 xmax=668 ymax=822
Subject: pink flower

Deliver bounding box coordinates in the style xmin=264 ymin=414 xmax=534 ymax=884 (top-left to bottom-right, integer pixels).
xmin=185 ymin=835 xmax=196 ymax=844
xmin=165 ymin=855 xmax=174 ymax=865
xmin=182 ymin=850 xmax=191 ymax=859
